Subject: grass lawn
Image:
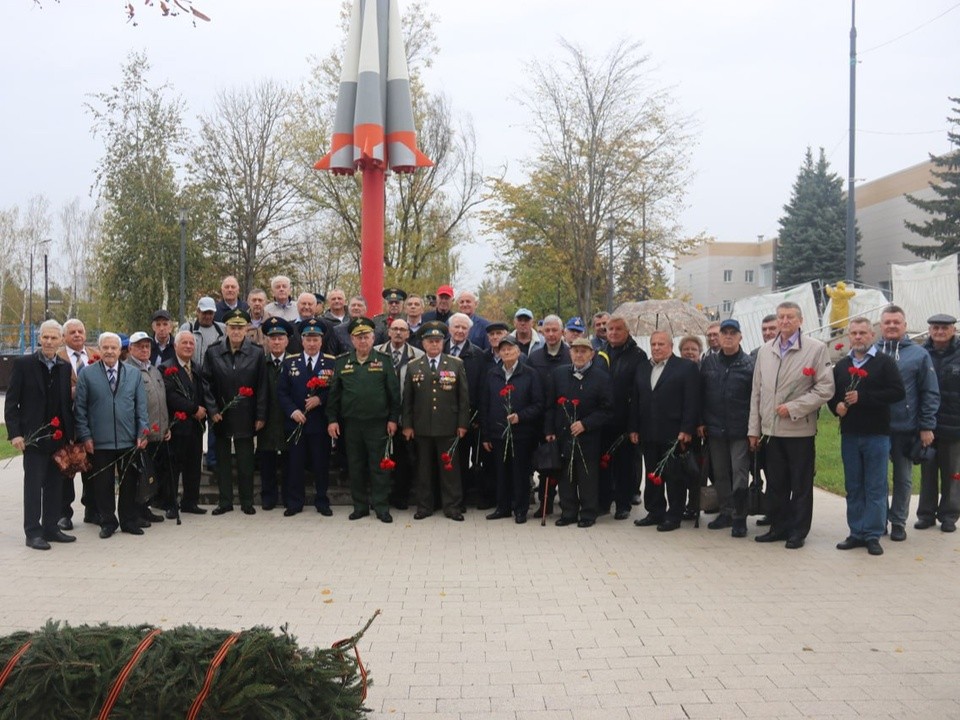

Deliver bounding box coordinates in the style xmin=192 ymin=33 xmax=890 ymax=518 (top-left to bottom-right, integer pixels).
xmin=0 ymin=428 xmax=16 ymax=461
xmin=814 ymin=411 xmax=921 ymax=496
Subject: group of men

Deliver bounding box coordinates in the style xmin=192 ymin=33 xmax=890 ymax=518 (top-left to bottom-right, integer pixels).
xmin=5 ymin=274 xmax=958 ymax=557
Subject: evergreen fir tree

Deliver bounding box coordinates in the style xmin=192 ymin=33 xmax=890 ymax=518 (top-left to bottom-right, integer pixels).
xmin=904 ymin=97 xmax=960 ymax=259
xmin=776 ymin=147 xmax=860 ymax=287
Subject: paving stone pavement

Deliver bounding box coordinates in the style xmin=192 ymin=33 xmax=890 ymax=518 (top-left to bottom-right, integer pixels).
xmin=0 ymin=466 xmax=958 ymax=719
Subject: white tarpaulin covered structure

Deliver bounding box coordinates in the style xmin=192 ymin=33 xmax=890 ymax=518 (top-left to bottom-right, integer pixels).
xmin=731 ymin=283 xmax=820 ymax=353
xmin=892 ymin=255 xmax=960 ymax=333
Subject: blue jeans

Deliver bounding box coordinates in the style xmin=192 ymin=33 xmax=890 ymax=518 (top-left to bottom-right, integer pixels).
xmin=842 ymin=434 xmax=890 ymax=541
xmin=888 ymin=432 xmax=915 ymax=527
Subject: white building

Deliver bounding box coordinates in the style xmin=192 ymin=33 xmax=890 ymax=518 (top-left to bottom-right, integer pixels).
xmin=673 ymin=239 xmax=775 ymax=317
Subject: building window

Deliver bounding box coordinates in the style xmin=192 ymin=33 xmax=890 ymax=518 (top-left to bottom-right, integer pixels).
xmin=723 ymin=269 xmax=732 ymax=283
xmin=759 ymin=263 xmax=773 ymax=287
xmin=722 ymin=299 xmax=732 ymax=314
xmin=744 ymin=269 xmax=754 ymax=284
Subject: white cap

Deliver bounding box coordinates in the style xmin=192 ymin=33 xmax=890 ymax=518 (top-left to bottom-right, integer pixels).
xmin=197 ymin=296 xmax=216 ymax=312
xmin=129 ymin=331 xmax=151 ymax=344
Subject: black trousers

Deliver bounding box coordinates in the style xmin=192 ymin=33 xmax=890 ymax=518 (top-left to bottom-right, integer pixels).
xmin=258 ymin=449 xmax=288 ymax=507
xmin=23 ymin=451 xmax=63 ymax=539
xmin=141 ymin=440 xmax=171 ymax=510
xmin=388 ymin=432 xmax=417 ymax=508
xmin=557 ymin=434 xmax=601 ymax=522
xmin=60 ymin=470 xmax=94 ymax=521
xmin=286 ymin=433 xmax=332 ymax=511
xmin=642 ymin=441 xmax=687 ymax=523
xmin=93 ymin=447 xmax=138 ymax=531
xmin=764 ymin=436 xmax=815 ymax=539
xmin=492 ymin=434 xmax=535 ymax=517
xmin=170 ymin=433 xmax=203 ymax=508
xmin=601 ymin=431 xmax=639 ymax=514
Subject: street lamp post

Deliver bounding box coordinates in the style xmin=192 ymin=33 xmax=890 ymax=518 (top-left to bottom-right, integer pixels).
xmin=44 ymin=253 xmax=49 ymax=320
xmin=606 ymin=217 xmax=615 ymax=312
xmin=179 ymin=208 xmax=187 ymax=325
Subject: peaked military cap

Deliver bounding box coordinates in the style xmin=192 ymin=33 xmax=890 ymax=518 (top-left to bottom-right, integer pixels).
xmin=300 ymin=318 xmax=325 ymax=336
xmin=348 ymin=317 xmax=376 ymax=335
xmin=418 ymin=321 xmax=448 ymax=340
xmin=263 ymin=316 xmax=293 ymax=336
xmin=382 ymin=287 xmax=407 ymax=303
xmin=224 ymin=308 xmax=251 ymax=326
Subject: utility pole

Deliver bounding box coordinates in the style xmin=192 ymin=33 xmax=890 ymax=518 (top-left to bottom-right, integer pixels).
xmin=606 ymin=216 xmax=615 ymax=312
xmin=845 ymin=0 xmax=857 ymax=283
xmin=179 ymin=209 xmax=187 ymax=325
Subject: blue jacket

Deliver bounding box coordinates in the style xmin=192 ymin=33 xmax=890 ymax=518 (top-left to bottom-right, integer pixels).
xmin=924 ymin=337 xmax=960 ymax=439
xmin=875 ymin=336 xmax=940 ymax=434
xmin=75 ymin=361 xmax=149 ymax=450
xmin=700 ymin=349 xmax=755 ymax=438
xmin=277 ymin=353 xmax=337 ymax=436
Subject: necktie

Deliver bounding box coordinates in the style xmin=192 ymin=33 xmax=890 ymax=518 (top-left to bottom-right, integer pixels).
xmin=451 ymin=345 xmax=460 ymax=357
xmin=73 ymin=351 xmax=83 ymax=372
xmin=430 ymin=358 xmax=437 ymax=373
xmin=184 ymin=362 xmax=193 ymax=381
xmin=107 ymin=367 xmax=117 ymax=391
xmin=307 ymin=356 xmax=314 ymax=374
xmin=274 ymin=358 xmax=281 ymax=369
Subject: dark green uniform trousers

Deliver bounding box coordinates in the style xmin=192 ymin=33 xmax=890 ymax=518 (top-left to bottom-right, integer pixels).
xmin=215 ymin=435 xmax=255 ymax=508
xmin=343 ymin=418 xmax=391 ymax=515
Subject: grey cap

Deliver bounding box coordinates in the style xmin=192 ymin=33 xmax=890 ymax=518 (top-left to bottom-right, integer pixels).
xmin=927 ymin=313 xmax=957 ymax=325
xmin=498 ymin=335 xmax=519 ymax=348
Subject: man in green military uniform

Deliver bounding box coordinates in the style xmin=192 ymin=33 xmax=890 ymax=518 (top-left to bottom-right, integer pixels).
xmin=327 ymin=317 xmax=402 ymax=523
xmin=402 ymin=321 xmax=471 ymax=521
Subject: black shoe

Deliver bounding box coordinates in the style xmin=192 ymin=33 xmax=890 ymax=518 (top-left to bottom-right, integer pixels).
xmin=181 ymin=505 xmax=207 ymax=515
xmin=836 ymin=536 xmax=865 ymax=550
xmin=485 ymin=510 xmax=511 ymax=520
xmin=866 ymin=539 xmax=884 ymax=556
xmin=142 ymin=510 xmax=164 ymax=523
xmin=656 ymin=520 xmax=681 ymax=532
xmin=731 ymin=519 xmax=748 ymax=538
xmin=682 ymin=509 xmax=698 ymax=521
xmin=26 ymin=536 xmax=51 ymax=550
xmin=785 ymin=535 xmax=804 ymax=549
xmin=890 ymin=524 xmax=907 ymax=542
xmin=914 ymin=518 xmax=935 ymax=530
xmin=515 ymin=515 xmax=527 ymax=524
xmin=283 ymin=508 xmax=302 ymax=517
xmin=413 ymin=511 xmax=431 ymax=520
xmin=99 ymin=527 xmax=115 ymax=539
xmin=377 ymin=511 xmax=393 ymax=524
xmin=120 ymin=525 xmax=144 ymax=536
xmin=708 ymin=514 xmax=732 ymax=530
xmin=755 ymin=530 xmax=787 ymax=543
xmin=317 ymin=506 xmax=333 ymax=517
xmin=165 ymin=508 xmax=178 ymax=520
xmin=136 ymin=518 xmax=151 ymax=528
xmin=241 ymin=505 xmax=256 ymax=515
xmin=349 ymin=510 xmax=370 ymax=520
xmin=43 ymin=530 xmax=76 ymax=543
xmin=448 ymin=513 xmax=464 ymax=522
xmin=614 ymin=510 xmax=630 ymax=521
xmin=262 ymin=503 xmax=276 ymax=511
xmin=942 ymin=521 xmax=957 ymax=533
xmin=555 ymin=517 xmax=577 ymax=527
xmin=756 ymin=516 xmax=772 ymax=527
xmin=577 ymin=519 xmax=595 ymax=528
xmin=633 ymin=514 xmax=661 ymax=527
xmin=58 ymin=517 xmax=73 ymax=531
xmin=211 ymin=506 xmax=233 ymax=516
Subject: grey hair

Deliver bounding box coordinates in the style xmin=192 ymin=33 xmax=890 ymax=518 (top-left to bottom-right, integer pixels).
xmin=448 ymin=312 xmax=473 ymax=329
xmin=541 ymin=314 xmax=562 ymax=328
xmin=39 ymin=319 xmax=63 ymax=335
xmin=98 ymin=331 xmax=121 ymax=348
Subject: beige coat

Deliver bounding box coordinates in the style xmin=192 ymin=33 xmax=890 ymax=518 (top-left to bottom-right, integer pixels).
xmin=748 ymin=333 xmax=834 ymax=438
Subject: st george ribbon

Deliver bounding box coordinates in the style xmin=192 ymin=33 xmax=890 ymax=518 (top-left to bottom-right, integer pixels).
xmin=315 ymin=0 xmax=433 ymax=306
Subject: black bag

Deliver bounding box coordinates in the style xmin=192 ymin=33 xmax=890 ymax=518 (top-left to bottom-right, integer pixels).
xmin=747 ymin=477 xmax=766 ymax=516
xmin=533 ymin=440 xmax=562 ymax=475
xmin=134 ymin=451 xmax=158 ymax=506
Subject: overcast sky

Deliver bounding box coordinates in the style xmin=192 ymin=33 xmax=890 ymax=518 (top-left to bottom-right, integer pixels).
xmin=1 ymin=0 xmax=957 ymax=290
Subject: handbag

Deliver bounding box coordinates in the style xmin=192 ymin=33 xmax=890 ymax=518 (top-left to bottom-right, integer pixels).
xmin=51 ymin=442 xmax=92 ymax=477
xmin=133 ymin=451 xmax=158 ymax=506
xmin=699 ymin=484 xmax=720 ymax=513
xmin=747 ymin=477 xmax=766 ymax=516
xmin=533 ymin=440 xmax=562 ymax=476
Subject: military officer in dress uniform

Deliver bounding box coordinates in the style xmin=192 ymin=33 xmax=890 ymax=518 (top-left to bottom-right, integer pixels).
xmin=278 ymin=318 xmax=337 ymax=517
xmin=327 ymin=317 xmax=402 ymax=523
xmin=258 ymin=317 xmax=294 ymax=510
xmin=402 ymin=321 xmax=471 ymax=521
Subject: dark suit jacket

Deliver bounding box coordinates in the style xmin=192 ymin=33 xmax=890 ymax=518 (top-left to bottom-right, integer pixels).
xmin=202 ymin=338 xmax=268 ymax=439
xmin=402 ymin=354 xmax=470 ymax=436
xmin=278 ymin=353 xmax=336 ymax=436
xmin=4 ymin=352 xmax=75 ymax=452
xmin=161 ymin=358 xmax=205 ymax=437
xmin=631 ymin=355 xmax=700 ymax=443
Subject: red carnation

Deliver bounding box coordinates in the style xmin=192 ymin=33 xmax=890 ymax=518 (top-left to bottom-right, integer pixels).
xmin=499 ymin=386 xmax=510 ymax=397
xmin=571 ymin=398 xmax=580 ymax=407
xmin=601 ymin=453 xmax=611 ymax=464
xmin=954 ymin=473 xmax=960 ymax=481
xmin=647 ymin=472 xmax=663 ymax=486
xmin=50 ymin=417 xmax=61 ymax=428
xmin=802 ymin=367 xmax=816 ymax=377
xmin=87 ymin=358 xmax=97 ymax=365
xmin=835 ymin=342 xmax=844 ymax=350
xmin=443 ymin=463 xmax=454 ymax=472
xmin=847 ymin=366 xmax=858 ymax=376
xmin=152 ymin=423 xmax=159 ymax=432
xmin=858 ymin=368 xmax=868 ymax=378
xmin=306 ymin=376 xmax=326 ymax=389
xmin=164 ymin=367 xmax=179 ymax=376
xmin=238 ymin=386 xmax=254 ymax=397
xmin=142 ymin=428 xmax=149 ymax=435
xmin=174 ymin=411 xmax=188 ymax=421
xmin=383 ymin=458 xmax=396 ymax=470
xmin=440 ymin=452 xmax=451 ymax=463
xmin=556 ymin=396 xmax=567 ymax=406
xmin=52 ymin=430 xmax=63 ymax=441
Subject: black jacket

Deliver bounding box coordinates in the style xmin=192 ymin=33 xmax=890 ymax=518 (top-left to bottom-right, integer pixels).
xmin=528 ymin=344 xmax=572 ymax=398
xmin=828 ymin=352 xmax=906 ymax=436
xmin=202 ymin=337 xmax=268 ymax=438
xmin=924 ymin=337 xmax=960 ymax=439
xmin=631 ymin=356 xmax=700 ymax=443
xmin=545 ymin=363 xmax=613 ymax=444
xmin=479 ymin=361 xmax=544 ymax=443
xmin=161 ymin=358 xmax=205 ymax=438
xmin=453 ymin=340 xmax=487 ymax=411
xmin=700 ymin=349 xmax=755 ymax=438
xmin=4 ymin=352 xmax=75 ymax=453
xmin=598 ymin=337 xmax=648 ymax=430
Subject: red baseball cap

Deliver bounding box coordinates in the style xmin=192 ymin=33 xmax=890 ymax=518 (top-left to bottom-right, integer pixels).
xmin=436 ymin=284 xmax=454 ymax=297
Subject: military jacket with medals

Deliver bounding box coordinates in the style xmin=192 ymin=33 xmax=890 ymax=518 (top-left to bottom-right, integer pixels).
xmin=401 ymin=353 xmax=470 ymax=437
xmin=278 ymin=351 xmax=337 ymax=436
xmin=327 ymin=349 xmax=401 ymax=423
